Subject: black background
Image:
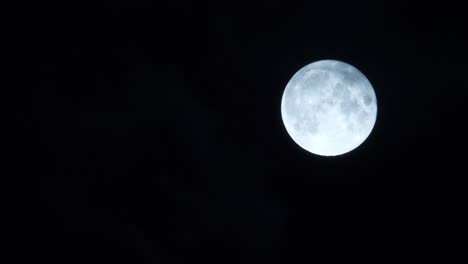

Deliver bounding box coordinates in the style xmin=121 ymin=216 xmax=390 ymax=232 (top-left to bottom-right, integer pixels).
xmin=9 ymin=2 xmax=468 ymax=263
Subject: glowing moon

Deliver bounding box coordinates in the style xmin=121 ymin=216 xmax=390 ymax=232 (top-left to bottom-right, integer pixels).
xmin=281 ymin=60 xmax=377 ymax=156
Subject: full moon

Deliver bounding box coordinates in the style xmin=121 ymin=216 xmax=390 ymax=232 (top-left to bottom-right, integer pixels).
xmin=281 ymin=60 xmax=377 ymax=156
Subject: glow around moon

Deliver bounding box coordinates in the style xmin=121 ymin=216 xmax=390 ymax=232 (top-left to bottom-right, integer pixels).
xmin=281 ymin=60 xmax=377 ymax=156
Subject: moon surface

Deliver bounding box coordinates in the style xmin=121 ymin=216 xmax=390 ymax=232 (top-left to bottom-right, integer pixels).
xmin=281 ymin=60 xmax=377 ymax=156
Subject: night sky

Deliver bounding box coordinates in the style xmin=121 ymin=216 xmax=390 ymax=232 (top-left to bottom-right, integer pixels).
xmin=10 ymin=2 xmax=468 ymax=263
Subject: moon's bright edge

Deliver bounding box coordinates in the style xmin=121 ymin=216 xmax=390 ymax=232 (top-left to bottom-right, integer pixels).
xmin=281 ymin=60 xmax=377 ymax=156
